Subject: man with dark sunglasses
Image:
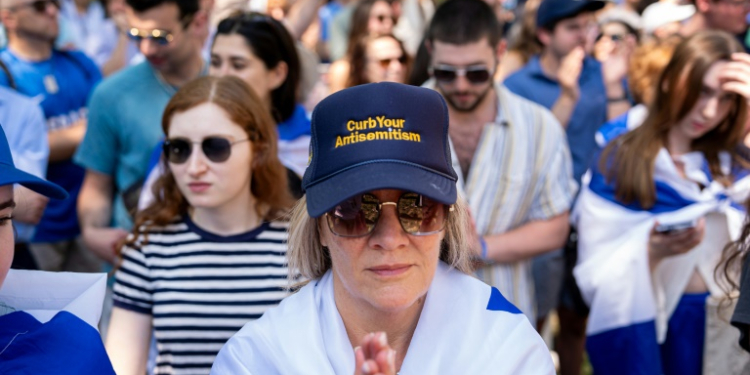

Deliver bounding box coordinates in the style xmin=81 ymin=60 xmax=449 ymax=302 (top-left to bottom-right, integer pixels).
xmin=74 ymin=0 xmax=207 ymax=264
xmin=0 ymin=0 xmax=102 ymax=273
xmin=424 ymin=0 xmax=577 ymax=328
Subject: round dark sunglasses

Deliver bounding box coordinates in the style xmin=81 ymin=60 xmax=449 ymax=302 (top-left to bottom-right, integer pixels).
xmin=163 ymin=137 xmax=249 ymax=164
xmin=431 ymin=65 xmax=492 ymax=84
xmin=325 ymin=192 xmax=453 ymax=237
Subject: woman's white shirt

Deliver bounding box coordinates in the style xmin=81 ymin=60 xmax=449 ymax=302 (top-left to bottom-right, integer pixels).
xmin=211 ymin=261 xmax=555 ymax=374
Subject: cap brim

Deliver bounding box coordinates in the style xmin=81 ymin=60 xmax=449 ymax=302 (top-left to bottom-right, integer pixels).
xmin=0 ymin=164 xmax=68 ymax=200
xmin=304 ymin=161 xmax=457 ymax=218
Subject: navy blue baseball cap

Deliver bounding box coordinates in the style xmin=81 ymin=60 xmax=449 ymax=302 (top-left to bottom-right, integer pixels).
xmin=0 ymin=125 xmax=67 ymax=199
xmin=302 ymin=82 xmax=458 ymax=218
xmin=536 ymin=0 xmax=605 ymax=29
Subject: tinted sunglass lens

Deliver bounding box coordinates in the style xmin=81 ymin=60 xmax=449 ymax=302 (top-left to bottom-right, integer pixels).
xmin=466 ymin=69 xmax=490 ymax=84
xmin=154 ymin=36 xmax=171 ymax=46
xmin=202 ymin=137 xmax=233 ymax=162
xmin=397 ymin=193 xmax=447 ymax=234
xmin=433 ymin=69 xmax=456 ymax=82
xmin=327 ymin=194 xmax=380 ymax=237
xmin=164 ymin=139 xmax=191 ymax=164
xmin=31 ymin=0 xmax=48 ymax=12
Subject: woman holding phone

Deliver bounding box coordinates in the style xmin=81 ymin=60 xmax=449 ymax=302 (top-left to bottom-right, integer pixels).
xmin=106 ymin=76 xmax=293 ymax=375
xmin=574 ymin=30 xmax=750 ymax=375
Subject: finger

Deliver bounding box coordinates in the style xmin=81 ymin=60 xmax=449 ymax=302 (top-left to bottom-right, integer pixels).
xmin=732 ymin=52 xmax=750 ymax=66
xmin=372 ymin=332 xmax=389 ymax=354
xmin=375 ymin=348 xmax=396 ymax=375
xmin=719 ymin=65 xmax=750 ymax=85
xmin=354 ymin=347 xmax=365 ymax=375
xmin=722 ymin=82 xmax=750 ymax=99
xmin=363 ymin=333 xmax=377 ymax=360
xmin=722 ymin=61 xmax=750 ymax=77
xmin=651 ymin=221 xmax=660 ymax=234
xmin=362 ymin=359 xmax=381 ymax=375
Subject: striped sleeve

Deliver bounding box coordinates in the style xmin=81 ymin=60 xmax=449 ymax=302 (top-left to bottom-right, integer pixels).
xmin=528 ymin=106 xmax=578 ymax=221
xmin=113 ymin=244 xmax=154 ymax=314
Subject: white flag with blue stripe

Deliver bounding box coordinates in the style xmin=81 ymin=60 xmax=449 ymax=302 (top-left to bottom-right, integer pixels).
xmin=573 ymin=147 xmax=750 ymax=374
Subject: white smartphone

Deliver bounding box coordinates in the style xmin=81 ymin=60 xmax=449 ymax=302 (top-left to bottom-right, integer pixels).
xmin=655 ymin=219 xmax=698 ymax=234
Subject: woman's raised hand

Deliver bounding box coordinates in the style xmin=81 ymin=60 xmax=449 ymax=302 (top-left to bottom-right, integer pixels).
xmin=354 ymin=332 xmax=397 ymax=375
xmin=720 ymin=53 xmax=750 ymax=101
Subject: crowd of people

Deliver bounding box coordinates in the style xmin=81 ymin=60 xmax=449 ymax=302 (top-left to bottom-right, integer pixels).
xmin=2 ymin=0 xmax=750 ymax=374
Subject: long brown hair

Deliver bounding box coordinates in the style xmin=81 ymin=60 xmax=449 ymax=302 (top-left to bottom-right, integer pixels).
xmin=346 ymin=34 xmax=410 ymax=88
xmin=123 ymin=76 xmax=293 ymax=252
xmin=600 ymin=31 xmax=748 ymax=209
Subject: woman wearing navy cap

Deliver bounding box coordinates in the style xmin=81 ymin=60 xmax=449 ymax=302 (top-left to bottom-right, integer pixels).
xmin=0 ymin=125 xmax=115 ymax=374
xmin=211 ymin=82 xmax=554 ymax=375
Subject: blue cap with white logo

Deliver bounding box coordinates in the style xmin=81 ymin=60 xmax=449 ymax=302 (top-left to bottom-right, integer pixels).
xmin=302 ymin=82 xmax=458 ymax=218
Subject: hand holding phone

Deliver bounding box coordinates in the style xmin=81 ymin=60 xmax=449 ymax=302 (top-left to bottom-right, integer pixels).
xmin=649 ymin=218 xmax=705 ymax=266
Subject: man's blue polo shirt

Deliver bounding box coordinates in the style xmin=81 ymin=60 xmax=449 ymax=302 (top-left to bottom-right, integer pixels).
xmin=504 ymin=55 xmax=607 ymax=183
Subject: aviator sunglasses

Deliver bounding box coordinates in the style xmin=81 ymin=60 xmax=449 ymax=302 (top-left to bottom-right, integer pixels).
xmin=127 ymin=15 xmax=195 ymax=46
xmin=163 ymin=137 xmax=250 ymax=164
xmin=326 ymin=192 xmax=453 ymax=237
xmin=377 ymin=55 xmax=407 ymax=69
xmin=11 ymin=0 xmax=59 ymax=13
xmin=431 ymin=65 xmax=492 ymax=84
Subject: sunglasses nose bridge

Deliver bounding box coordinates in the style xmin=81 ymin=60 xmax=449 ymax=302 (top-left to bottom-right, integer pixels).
xmin=185 ymin=142 xmax=209 ymax=174
xmin=368 ymin=203 xmax=410 ymax=247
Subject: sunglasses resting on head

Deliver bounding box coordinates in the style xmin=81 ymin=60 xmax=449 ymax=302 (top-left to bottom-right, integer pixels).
xmin=326 ymin=192 xmax=453 ymax=237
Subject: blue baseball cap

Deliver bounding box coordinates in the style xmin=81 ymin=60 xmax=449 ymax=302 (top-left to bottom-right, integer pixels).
xmin=536 ymin=0 xmax=605 ymax=29
xmin=0 ymin=125 xmax=67 ymax=199
xmin=302 ymin=82 xmax=458 ymax=218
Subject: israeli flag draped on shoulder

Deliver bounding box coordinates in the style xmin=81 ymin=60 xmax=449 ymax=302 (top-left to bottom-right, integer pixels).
xmin=0 ymin=270 xmax=114 ymax=374
xmin=211 ymin=262 xmax=555 ymax=374
xmin=573 ymin=146 xmax=750 ymax=374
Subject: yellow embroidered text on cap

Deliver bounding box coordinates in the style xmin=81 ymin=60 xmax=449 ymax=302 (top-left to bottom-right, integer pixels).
xmin=336 ymin=116 xmax=421 ymax=148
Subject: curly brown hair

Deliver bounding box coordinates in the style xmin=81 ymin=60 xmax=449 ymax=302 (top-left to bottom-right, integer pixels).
xmin=121 ymin=76 xmax=293 ymax=253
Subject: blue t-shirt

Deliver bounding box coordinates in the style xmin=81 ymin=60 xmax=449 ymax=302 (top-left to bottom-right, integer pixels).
xmin=0 ymin=49 xmax=101 ymax=242
xmin=504 ymin=55 xmax=608 ymax=183
xmin=74 ymin=62 xmax=177 ymax=230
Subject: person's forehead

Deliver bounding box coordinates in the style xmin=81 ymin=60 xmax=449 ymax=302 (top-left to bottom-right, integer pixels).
xmin=370 ymin=1 xmax=392 ymax=15
xmin=368 ymin=38 xmax=401 ymax=56
xmin=126 ymin=2 xmax=182 ymax=29
xmin=557 ymin=11 xmax=594 ymax=26
xmin=431 ymin=39 xmax=495 ymax=64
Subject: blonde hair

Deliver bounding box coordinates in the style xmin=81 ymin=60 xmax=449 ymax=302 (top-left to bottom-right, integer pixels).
xmin=286 ymin=195 xmax=475 ymax=286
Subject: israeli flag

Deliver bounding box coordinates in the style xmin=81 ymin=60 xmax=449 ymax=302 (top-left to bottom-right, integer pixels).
xmin=573 ymin=147 xmax=750 ymax=374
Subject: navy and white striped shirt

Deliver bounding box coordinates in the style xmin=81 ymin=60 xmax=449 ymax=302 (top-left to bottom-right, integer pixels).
xmin=113 ymin=217 xmax=289 ymax=375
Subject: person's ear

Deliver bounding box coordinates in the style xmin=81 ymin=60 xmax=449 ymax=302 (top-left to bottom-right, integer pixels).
xmin=269 ymin=61 xmax=289 ymax=91
xmin=536 ymin=29 xmax=551 ymax=47
xmin=317 ymin=218 xmax=330 ymax=247
xmin=495 ymin=39 xmax=507 ymax=61
xmin=694 ymin=0 xmax=711 ymax=13
xmin=188 ymin=8 xmax=208 ymax=34
xmin=424 ymin=39 xmax=433 ymax=55
xmin=0 ymin=9 xmax=17 ymax=31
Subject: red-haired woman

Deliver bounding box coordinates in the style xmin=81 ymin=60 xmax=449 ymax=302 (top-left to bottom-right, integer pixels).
xmin=105 ymin=76 xmax=293 ymax=375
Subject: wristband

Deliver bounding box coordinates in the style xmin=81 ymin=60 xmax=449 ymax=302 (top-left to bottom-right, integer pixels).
xmin=480 ymin=237 xmax=488 ymax=260
xmin=607 ymin=95 xmax=628 ymax=103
